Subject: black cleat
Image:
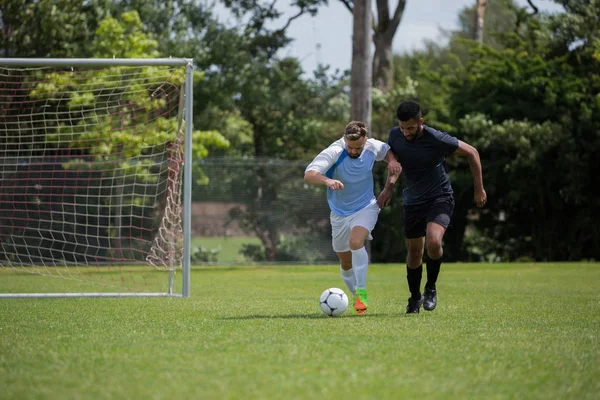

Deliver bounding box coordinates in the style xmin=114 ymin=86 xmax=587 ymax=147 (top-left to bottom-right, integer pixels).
xmin=423 ymin=287 xmax=437 ymax=311
xmin=406 ymin=296 xmax=423 ymax=314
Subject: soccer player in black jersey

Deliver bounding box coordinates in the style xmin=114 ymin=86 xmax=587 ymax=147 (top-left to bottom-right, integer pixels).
xmin=377 ymin=101 xmax=487 ymax=314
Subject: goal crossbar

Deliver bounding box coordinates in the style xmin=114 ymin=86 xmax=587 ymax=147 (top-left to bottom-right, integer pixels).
xmin=0 ymin=58 xmax=191 ymax=67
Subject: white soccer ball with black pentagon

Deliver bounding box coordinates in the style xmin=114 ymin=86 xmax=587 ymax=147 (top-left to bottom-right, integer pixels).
xmin=319 ymin=288 xmax=349 ymax=317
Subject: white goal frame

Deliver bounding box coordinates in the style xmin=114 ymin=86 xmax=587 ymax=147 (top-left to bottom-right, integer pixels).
xmin=0 ymin=58 xmax=192 ymax=298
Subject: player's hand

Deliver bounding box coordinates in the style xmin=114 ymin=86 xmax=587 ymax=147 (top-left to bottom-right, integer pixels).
xmin=387 ymin=159 xmax=402 ymax=175
xmin=326 ymin=179 xmax=344 ymax=191
xmin=377 ymin=186 xmax=393 ymax=208
xmin=475 ymin=188 xmax=487 ymax=208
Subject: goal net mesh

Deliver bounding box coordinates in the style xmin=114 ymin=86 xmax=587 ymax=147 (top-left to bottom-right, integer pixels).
xmin=0 ymin=63 xmax=187 ymax=294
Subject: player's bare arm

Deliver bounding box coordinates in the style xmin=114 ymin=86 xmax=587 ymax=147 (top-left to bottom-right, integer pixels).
xmin=304 ymin=170 xmax=344 ymax=190
xmin=377 ymin=152 xmax=403 ymax=208
xmin=453 ymin=140 xmax=487 ymax=208
xmin=384 ymin=149 xmax=402 ymax=175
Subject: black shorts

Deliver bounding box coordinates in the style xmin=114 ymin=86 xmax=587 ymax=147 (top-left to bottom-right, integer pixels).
xmin=403 ymin=195 xmax=455 ymax=239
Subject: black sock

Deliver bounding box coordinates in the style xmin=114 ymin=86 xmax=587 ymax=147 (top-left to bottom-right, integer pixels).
xmin=425 ymin=257 xmax=441 ymax=290
xmin=406 ymin=265 xmax=422 ymax=300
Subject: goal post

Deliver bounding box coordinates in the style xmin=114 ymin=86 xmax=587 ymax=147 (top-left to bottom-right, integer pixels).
xmin=0 ymin=58 xmax=192 ymax=298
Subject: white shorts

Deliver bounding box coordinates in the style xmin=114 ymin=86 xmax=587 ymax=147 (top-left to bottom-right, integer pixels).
xmin=330 ymin=200 xmax=380 ymax=253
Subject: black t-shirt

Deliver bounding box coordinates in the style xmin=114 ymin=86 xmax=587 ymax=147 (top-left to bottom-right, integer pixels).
xmin=387 ymin=124 xmax=459 ymax=205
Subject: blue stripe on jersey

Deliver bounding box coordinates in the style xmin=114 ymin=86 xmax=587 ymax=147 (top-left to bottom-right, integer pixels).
xmin=327 ymin=149 xmax=378 ymax=216
xmin=325 ymin=149 xmax=348 ymax=178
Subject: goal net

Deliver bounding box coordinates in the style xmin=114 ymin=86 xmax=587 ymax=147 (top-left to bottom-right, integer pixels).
xmin=0 ymin=59 xmax=192 ymax=297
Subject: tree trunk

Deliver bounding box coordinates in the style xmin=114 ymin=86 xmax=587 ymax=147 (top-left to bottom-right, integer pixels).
xmin=473 ymin=0 xmax=487 ymax=43
xmin=248 ymin=120 xmax=280 ymax=262
xmin=372 ymin=36 xmax=393 ymax=92
xmin=342 ymin=0 xmax=406 ymax=93
xmin=372 ymin=0 xmax=406 ymax=92
xmin=351 ymin=0 xmax=373 ymax=130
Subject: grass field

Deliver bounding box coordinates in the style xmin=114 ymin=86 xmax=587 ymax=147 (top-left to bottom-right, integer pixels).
xmin=1 ymin=262 xmax=599 ymax=399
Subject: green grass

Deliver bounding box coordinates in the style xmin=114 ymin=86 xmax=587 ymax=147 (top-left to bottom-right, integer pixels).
xmin=1 ymin=263 xmax=599 ymax=399
xmin=192 ymin=236 xmax=261 ymax=262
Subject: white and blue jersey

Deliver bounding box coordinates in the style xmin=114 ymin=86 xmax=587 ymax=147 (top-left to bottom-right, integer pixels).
xmin=305 ymin=137 xmax=390 ymax=216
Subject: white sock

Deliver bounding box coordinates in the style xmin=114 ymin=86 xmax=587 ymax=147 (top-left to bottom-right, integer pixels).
xmin=340 ymin=267 xmax=356 ymax=297
xmin=351 ymin=247 xmax=369 ymax=290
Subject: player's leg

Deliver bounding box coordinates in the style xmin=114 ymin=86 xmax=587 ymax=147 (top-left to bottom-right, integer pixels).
xmin=349 ymin=226 xmax=370 ymax=314
xmin=348 ymin=201 xmax=379 ymax=314
xmin=404 ymin=202 xmax=428 ymax=314
xmin=406 ymin=237 xmax=425 ymax=313
xmin=336 ymin=250 xmax=355 ymax=297
xmin=425 ymin=222 xmax=446 ymax=284
xmin=423 ymin=196 xmax=455 ymax=311
xmin=331 ymin=213 xmax=356 ymax=298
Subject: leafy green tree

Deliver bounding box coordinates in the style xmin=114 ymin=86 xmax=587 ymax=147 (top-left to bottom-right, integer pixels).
xmin=449 ymin=1 xmax=600 ymax=260
xmin=373 ymin=0 xmax=600 ymax=262
xmin=1 ymin=0 xmax=351 ymax=262
xmin=225 ymin=58 xmax=348 ymax=261
xmin=33 ymin=10 xmax=229 ymax=170
xmin=184 ymin=1 xmax=350 ymax=261
xmin=90 ymin=0 xmax=214 ymax=58
xmin=0 ymin=0 xmax=98 ymax=57
xmin=1 ymin=11 xmax=229 ymax=262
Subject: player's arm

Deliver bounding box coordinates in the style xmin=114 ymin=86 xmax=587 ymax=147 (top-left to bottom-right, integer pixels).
xmin=453 ymin=140 xmax=487 ymax=208
xmin=377 ymin=150 xmax=402 ymax=208
xmin=371 ymin=137 xmax=402 ymax=175
xmin=384 ymin=148 xmax=402 ymax=175
xmin=304 ymin=170 xmax=344 ymax=190
xmin=304 ymin=147 xmax=345 ymax=191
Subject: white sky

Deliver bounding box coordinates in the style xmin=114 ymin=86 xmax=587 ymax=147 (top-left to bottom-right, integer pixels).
xmin=214 ymin=0 xmax=564 ymax=74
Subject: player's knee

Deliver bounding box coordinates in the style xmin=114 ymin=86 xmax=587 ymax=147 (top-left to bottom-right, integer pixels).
xmin=340 ymin=261 xmax=352 ymax=270
xmin=407 ymin=246 xmax=424 ymax=260
xmin=426 ymin=240 xmax=443 ymax=258
xmin=349 ymin=237 xmax=365 ymax=250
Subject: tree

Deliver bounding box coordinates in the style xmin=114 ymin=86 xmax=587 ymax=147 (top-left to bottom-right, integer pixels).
xmin=372 ymin=0 xmax=406 ymax=91
xmin=1 ymin=0 xmax=351 ymax=262
xmin=340 ymin=0 xmax=407 ymax=92
xmin=449 ymin=1 xmax=600 ymax=260
xmin=351 ymin=0 xmax=373 ymax=129
xmin=372 ymin=0 xmax=600 ymax=262
xmin=0 ymin=0 xmax=98 ymax=57
xmin=0 ymin=11 xmax=229 ymax=262
xmin=228 ymin=57 xmax=348 ymax=261
xmin=92 ymin=0 xmax=214 ymax=57
xmin=188 ymin=0 xmax=349 ymax=261
xmin=474 ymin=0 xmax=488 ymax=43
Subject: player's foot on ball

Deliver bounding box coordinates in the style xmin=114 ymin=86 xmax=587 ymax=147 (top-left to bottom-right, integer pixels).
xmin=423 ymin=287 xmax=437 ymax=311
xmin=406 ymin=296 xmax=423 ymax=314
xmin=355 ymin=288 xmax=368 ymax=315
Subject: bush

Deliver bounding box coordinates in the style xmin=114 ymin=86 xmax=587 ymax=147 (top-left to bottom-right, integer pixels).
xmin=240 ymin=235 xmax=334 ymax=263
xmin=190 ymin=246 xmax=219 ymax=263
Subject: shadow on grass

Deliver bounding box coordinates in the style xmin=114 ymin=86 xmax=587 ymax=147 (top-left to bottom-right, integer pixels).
xmin=220 ymin=312 xmax=393 ymax=320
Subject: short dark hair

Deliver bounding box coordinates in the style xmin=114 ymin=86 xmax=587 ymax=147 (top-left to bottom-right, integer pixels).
xmin=344 ymin=121 xmax=368 ymax=140
xmin=396 ymin=100 xmax=422 ymax=121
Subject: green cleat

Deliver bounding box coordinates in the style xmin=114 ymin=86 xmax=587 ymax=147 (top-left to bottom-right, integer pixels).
xmin=355 ymin=288 xmax=368 ymax=315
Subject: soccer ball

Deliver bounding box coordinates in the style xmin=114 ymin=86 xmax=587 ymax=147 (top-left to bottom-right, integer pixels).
xmin=319 ymin=288 xmax=349 ymax=317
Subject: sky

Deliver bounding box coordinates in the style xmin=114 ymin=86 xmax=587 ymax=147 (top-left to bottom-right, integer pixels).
xmin=215 ymin=0 xmax=564 ymax=74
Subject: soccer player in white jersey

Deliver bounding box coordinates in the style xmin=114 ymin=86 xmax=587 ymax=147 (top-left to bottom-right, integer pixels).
xmin=304 ymin=121 xmax=402 ymax=314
